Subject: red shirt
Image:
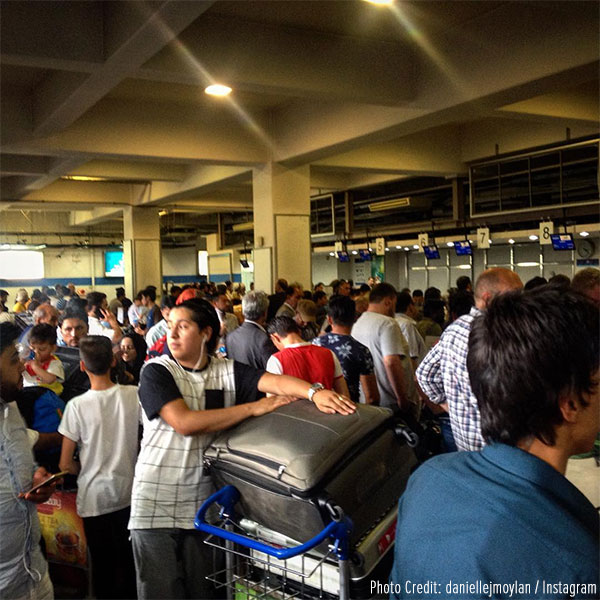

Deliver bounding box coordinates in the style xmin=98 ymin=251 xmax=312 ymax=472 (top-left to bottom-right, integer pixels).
xmin=269 ymin=344 xmax=339 ymax=388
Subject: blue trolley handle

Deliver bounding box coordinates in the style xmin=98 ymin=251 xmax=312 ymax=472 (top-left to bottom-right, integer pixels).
xmin=194 ymin=485 xmax=353 ymax=561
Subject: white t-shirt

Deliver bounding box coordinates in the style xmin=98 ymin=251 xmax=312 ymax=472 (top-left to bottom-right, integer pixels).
xmin=87 ymin=316 xmax=114 ymax=340
xmin=352 ymin=311 xmax=418 ymax=410
xmin=145 ymin=318 xmax=168 ymax=346
xmin=395 ymin=313 xmax=427 ymax=364
xmin=58 ymin=384 xmax=140 ymax=517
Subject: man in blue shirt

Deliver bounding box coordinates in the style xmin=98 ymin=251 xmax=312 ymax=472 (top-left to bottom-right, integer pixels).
xmin=389 ymin=286 xmax=599 ymax=600
xmin=0 ymin=323 xmax=59 ymax=599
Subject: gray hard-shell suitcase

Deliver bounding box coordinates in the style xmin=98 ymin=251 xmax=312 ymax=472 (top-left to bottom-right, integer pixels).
xmin=203 ymin=401 xmax=417 ymax=546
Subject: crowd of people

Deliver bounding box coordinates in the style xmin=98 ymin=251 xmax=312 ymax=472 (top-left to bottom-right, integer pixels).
xmin=0 ymin=266 xmax=598 ymax=599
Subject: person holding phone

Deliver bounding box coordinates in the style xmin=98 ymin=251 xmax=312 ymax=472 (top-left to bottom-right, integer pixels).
xmin=86 ymin=291 xmax=123 ymax=344
xmin=0 ymin=322 xmax=59 ymax=600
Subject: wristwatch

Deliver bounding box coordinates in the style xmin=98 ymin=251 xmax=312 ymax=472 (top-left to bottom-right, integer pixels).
xmin=307 ymin=383 xmax=325 ymax=402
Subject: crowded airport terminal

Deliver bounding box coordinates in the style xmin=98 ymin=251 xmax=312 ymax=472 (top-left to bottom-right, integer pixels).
xmin=0 ymin=1 xmax=598 ymax=599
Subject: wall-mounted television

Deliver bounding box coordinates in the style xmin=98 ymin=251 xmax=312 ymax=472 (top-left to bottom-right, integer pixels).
xmin=550 ymin=233 xmax=575 ymax=251
xmin=424 ymin=245 xmax=440 ymax=260
xmin=358 ymin=249 xmax=372 ymax=261
xmin=240 ymin=259 xmax=250 ymax=268
xmin=105 ymin=250 xmax=124 ymax=277
xmin=337 ymin=250 xmax=350 ymax=263
xmin=454 ymin=241 xmax=473 ymax=256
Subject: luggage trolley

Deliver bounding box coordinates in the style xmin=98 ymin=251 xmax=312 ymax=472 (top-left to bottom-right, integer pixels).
xmin=195 ymin=485 xmax=354 ymax=600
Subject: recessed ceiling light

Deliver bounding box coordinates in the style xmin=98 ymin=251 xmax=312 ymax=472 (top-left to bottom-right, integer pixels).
xmin=352 ymin=250 xmax=358 ymax=255
xmin=508 ymin=238 xmax=515 ymax=244
xmin=385 ymin=247 xmax=390 ymax=251
xmin=413 ymin=244 xmax=419 ymax=250
xmin=446 ymin=242 xmax=454 ymax=247
xmin=329 ymin=252 xmax=335 ymax=256
xmin=580 ymin=231 xmax=590 ymax=237
xmin=404 ymin=247 xmax=410 ymax=251
xmin=488 ymin=240 xmax=493 ymax=244
xmin=396 ymin=245 xmax=402 ymax=249
xmin=205 ymin=84 xmax=232 ymax=97
xmin=529 ymin=235 xmax=538 ymax=241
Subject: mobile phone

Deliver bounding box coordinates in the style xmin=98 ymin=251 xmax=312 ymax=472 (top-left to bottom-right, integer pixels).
xmin=23 ymin=470 xmax=69 ymax=495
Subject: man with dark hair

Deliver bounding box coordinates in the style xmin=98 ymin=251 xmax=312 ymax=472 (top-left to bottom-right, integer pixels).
xmin=412 ymin=288 xmax=424 ymax=321
xmin=86 ymin=291 xmax=122 ymax=343
xmin=395 ymin=292 xmax=426 ymax=368
xmin=352 ymin=283 xmax=419 ymax=415
xmin=145 ymin=295 xmax=175 ymax=346
xmin=141 ymin=287 xmax=162 ymax=332
xmin=332 ymin=279 xmax=351 ymax=297
xmin=275 ymin=282 xmax=303 ymax=319
xmin=266 ymin=316 xmax=350 ymax=399
xmin=416 ymin=299 xmax=444 ymax=339
xmin=455 ymin=275 xmax=472 ymax=292
xmin=0 ymin=322 xmax=58 ymax=600
xmin=266 ymin=278 xmax=288 ymax=322
xmin=225 ymin=291 xmax=277 ymax=369
xmin=59 ymin=336 xmax=139 ymax=600
xmin=313 ymin=295 xmax=379 ymax=404
xmin=0 ymin=289 xmax=8 ymax=312
xmin=312 ymin=290 xmax=328 ymax=328
xmin=447 ymin=289 xmax=475 ymax=323
xmin=416 ymin=267 xmax=523 ymax=450
xmin=390 ymin=287 xmax=599 ymax=599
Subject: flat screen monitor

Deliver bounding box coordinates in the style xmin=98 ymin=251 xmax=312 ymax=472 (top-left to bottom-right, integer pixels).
xmin=337 ymin=250 xmax=350 ymax=263
xmin=424 ymin=245 xmax=440 ymax=260
xmin=240 ymin=259 xmax=250 ymax=268
xmin=358 ymin=249 xmax=372 ymax=261
xmin=454 ymin=241 xmax=473 ymax=256
xmin=104 ymin=250 xmax=124 ymax=277
xmin=550 ymin=233 xmax=575 ymax=251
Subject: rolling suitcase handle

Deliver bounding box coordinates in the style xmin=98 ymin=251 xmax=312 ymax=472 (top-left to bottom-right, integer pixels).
xmin=195 ymin=485 xmax=353 ymax=561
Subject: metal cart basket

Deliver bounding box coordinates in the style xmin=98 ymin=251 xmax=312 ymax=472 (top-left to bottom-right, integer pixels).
xmin=195 ymin=485 xmax=354 ymax=600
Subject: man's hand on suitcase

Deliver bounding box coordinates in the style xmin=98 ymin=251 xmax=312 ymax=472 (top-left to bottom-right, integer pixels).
xmin=252 ymin=395 xmax=296 ymax=416
xmin=312 ymin=390 xmax=356 ymax=415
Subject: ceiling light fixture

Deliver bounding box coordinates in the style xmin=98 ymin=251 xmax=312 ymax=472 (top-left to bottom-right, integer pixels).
xmin=363 ymin=0 xmax=394 ymax=5
xmin=413 ymin=244 xmax=419 ymax=250
xmin=529 ymin=235 xmax=538 ymax=241
xmin=396 ymin=245 xmax=402 ymax=249
xmin=404 ymin=247 xmax=410 ymax=251
xmin=62 ymin=175 xmax=109 ymax=182
xmin=446 ymin=242 xmax=454 ymax=247
xmin=232 ymin=222 xmax=254 ymax=232
xmin=352 ymin=250 xmax=358 ymax=255
xmin=508 ymin=238 xmax=515 ymax=244
xmin=580 ymin=231 xmax=590 ymax=237
xmin=205 ymin=84 xmax=232 ymax=97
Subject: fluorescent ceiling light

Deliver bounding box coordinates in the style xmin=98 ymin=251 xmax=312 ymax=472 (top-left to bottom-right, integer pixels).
xmin=62 ymin=175 xmax=109 ymax=182
xmin=413 ymin=244 xmax=419 ymax=250
xmin=329 ymin=252 xmax=335 ymax=256
xmin=404 ymin=247 xmax=410 ymax=251
xmin=363 ymin=0 xmax=394 ymax=5
xmin=205 ymin=84 xmax=232 ymax=97
xmin=446 ymin=242 xmax=454 ymax=247
xmin=508 ymin=239 xmax=515 ymax=244
xmin=517 ymin=262 xmax=539 ymax=267
xmin=457 ymin=265 xmax=472 ymax=270
xmin=352 ymin=250 xmax=358 ymax=255
xmin=368 ymin=197 xmax=413 ymax=212
xmin=385 ymin=247 xmax=390 ymax=251
xmin=232 ymin=222 xmax=254 ymax=232
xmin=529 ymin=235 xmax=538 ymax=241
xmin=580 ymin=231 xmax=590 ymax=237
xmin=396 ymin=245 xmax=402 ymax=249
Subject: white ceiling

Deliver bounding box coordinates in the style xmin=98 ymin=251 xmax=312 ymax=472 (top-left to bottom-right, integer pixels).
xmin=0 ymin=0 xmax=598 ymax=235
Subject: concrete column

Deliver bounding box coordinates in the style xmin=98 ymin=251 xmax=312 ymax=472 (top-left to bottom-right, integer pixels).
xmin=123 ymin=207 xmax=162 ymax=298
xmin=252 ymin=163 xmax=311 ymax=293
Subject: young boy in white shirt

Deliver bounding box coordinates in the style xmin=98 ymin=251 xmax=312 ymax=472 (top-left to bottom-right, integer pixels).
xmin=59 ymin=335 xmax=140 ymax=600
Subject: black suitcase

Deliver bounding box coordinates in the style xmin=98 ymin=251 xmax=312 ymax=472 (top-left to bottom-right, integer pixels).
xmin=203 ymin=401 xmax=417 ymax=546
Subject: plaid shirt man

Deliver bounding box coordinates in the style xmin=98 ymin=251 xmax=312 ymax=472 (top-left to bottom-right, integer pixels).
xmin=416 ymin=307 xmax=483 ymax=451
